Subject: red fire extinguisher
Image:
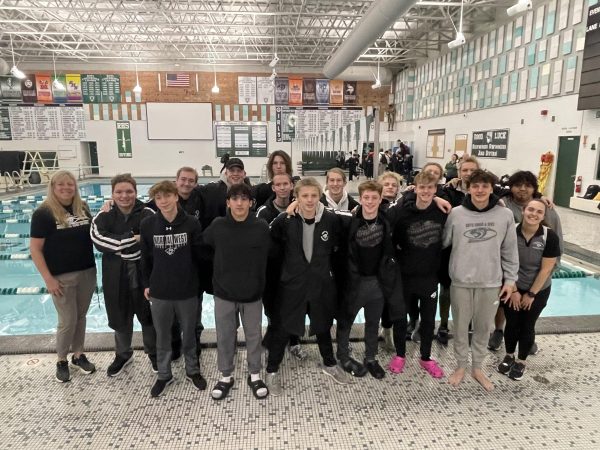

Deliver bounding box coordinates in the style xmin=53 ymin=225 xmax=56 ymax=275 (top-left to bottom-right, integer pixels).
xmin=575 ymin=176 xmax=582 ymax=193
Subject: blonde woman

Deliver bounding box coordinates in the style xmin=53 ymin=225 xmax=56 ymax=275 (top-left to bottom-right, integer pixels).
xmin=30 ymin=171 xmax=97 ymax=383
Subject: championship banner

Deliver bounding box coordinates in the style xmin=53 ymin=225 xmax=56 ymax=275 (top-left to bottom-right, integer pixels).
xmin=303 ymin=79 xmax=316 ymax=105
xmin=21 ymin=75 xmax=37 ymax=103
xmin=51 ymin=76 xmax=67 ymax=103
xmin=343 ymin=81 xmax=357 ymax=105
xmin=0 ymin=76 xmax=23 ymax=102
xmin=238 ymin=76 xmax=257 ymax=104
xmin=81 ymin=74 xmax=102 ymax=103
xmin=288 ymin=78 xmax=303 ymax=105
xmin=274 ymin=78 xmax=289 ymax=105
xmin=315 ymin=79 xmax=330 ymax=105
xmin=35 ymin=75 xmax=53 ymax=103
xmin=66 ymin=74 xmax=83 ymax=103
xmin=256 ymin=77 xmax=274 ymax=104
xmin=330 ymin=80 xmax=343 ymax=105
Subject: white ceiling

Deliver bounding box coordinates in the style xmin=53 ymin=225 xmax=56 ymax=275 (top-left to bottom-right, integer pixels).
xmin=0 ymin=0 xmax=510 ymax=72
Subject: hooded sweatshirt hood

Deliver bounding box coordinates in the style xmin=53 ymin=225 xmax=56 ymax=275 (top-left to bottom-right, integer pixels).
xmin=462 ymin=193 xmax=501 ymax=213
xmin=324 ymin=189 xmax=350 ymax=210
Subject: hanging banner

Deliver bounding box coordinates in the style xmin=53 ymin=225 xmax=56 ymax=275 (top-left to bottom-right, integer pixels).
xmin=81 ymin=74 xmax=102 ymax=103
xmin=101 ymin=74 xmax=121 ymax=103
xmin=66 ymin=74 xmax=83 ymax=103
xmin=303 ymin=79 xmax=316 ymax=105
xmin=238 ymin=76 xmax=257 ymax=104
xmin=365 ymin=113 xmax=374 ymax=143
xmin=21 ymin=75 xmax=37 ymax=103
xmin=288 ymin=78 xmax=303 ymax=105
xmin=343 ymin=81 xmax=357 ymax=105
xmin=116 ymin=121 xmax=132 ymax=158
xmin=315 ymin=79 xmax=330 ymax=105
xmin=51 ymin=75 xmax=67 ymax=103
xmin=35 ymin=75 xmax=53 ymax=103
xmin=274 ymin=78 xmax=289 ymax=105
xmin=472 ymin=129 xmax=509 ymax=159
xmin=0 ymin=76 xmax=23 ymax=102
xmin=256 ymin=77 xmax=274 ymax=104
xmin=330 ymin=80 xmax=343 ymax=105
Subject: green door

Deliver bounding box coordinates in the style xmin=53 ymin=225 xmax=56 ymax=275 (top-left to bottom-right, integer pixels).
xmin=553 ymin=136 xmax=580 ymax=207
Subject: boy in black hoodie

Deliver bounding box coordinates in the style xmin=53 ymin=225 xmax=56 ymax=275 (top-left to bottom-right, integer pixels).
xmin=140 ymin=181 xmax=206 ymax=398
xmin=388 ymin=171 xmax=447 ymax=378
xmin=203 ymin=183 xmax=271 ymax=401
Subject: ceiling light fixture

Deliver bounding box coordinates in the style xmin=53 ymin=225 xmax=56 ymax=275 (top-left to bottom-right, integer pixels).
xmin=9 ymin=35 xmax=26 ymax=79
xmin=448 ymin=0 xmax=466 ymax=49
xmin=211 ymin=64 xmax=220 ymax=94
xmin=507 ymin=0 xmax=532 ymax=17
xmin=133 ymin=62 xmax=142 ymax=93
xmin=51 ymin=53 xmax=65 ymax=90
xmin=371 ymin=61 xmax=382 ymax=89
xmin=269 ymin=53 xmax=279 ymax=68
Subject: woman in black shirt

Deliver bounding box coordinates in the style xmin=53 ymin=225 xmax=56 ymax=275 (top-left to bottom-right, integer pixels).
xmin=497 ymin=198 xmax=561 ymax=381
xmin=30 ymin=170 xmax=97 ymax=383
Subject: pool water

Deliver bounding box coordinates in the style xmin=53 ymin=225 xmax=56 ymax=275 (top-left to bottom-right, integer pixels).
xmin=1 ymin=182 xmax=600 ymax=336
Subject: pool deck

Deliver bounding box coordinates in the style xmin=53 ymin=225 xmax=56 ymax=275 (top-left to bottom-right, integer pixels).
xmin=0 ymin=333 xmax=599 ymax=449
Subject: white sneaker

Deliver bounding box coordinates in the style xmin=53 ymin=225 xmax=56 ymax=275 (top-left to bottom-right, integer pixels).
xmin=322 ymin=365 xmax=352 ymax=385
xmin=266 ymin=372 xmax=283 ymax=396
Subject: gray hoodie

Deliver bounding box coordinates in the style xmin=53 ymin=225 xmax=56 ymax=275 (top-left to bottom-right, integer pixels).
xmin=443 ymin=196 xmax=519 ymax=288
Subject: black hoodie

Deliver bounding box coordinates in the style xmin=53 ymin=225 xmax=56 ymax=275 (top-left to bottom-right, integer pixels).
xmin=203 ymin=210 xmax=270 ymax=303
xmin=140 ymin=206 xmax=203 ymax=300
xmin=392 ymin=201 xmax=447 ymax=277
xmin=462 ymin=193 xmax=501 ymax=212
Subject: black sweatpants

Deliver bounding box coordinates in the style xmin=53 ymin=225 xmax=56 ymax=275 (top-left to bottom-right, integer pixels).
xmin=502 ymin=286 xmax=550 ymax=361
xmin=393 ymin=277 xmax=438 ymax=359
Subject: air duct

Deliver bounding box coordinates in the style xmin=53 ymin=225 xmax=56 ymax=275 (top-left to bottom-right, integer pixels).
xmin=322 ymin=0 xmax=418 ymax=79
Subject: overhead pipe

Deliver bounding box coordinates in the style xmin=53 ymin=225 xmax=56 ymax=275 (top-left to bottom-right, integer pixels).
xmin=322 ymin=0 xmax=418 ymax=79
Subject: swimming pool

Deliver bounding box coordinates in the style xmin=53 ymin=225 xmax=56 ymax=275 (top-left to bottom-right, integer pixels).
xmin=1 ymin=181 xmax=600 ymax=335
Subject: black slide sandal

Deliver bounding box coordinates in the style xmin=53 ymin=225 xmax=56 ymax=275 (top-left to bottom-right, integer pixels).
xmin=247 ymin=376 xmax=269 ymax=400
xmin=211 ymin=379 xmax=234 ymax=401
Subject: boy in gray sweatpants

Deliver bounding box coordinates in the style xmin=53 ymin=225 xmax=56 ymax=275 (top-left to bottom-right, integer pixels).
xmin=442 ymin=170 xmax=518 ymax=391
xmin=202 ymin=183 xmax=271 ymax=401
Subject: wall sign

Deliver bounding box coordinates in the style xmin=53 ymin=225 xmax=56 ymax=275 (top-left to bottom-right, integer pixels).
xmin=116 ymin=121 xmax=132 ymax=158
xmin=471 ymin=129 xmax=509 ymax=159
xmin=215 ymin=121 xmax=267 ymax=157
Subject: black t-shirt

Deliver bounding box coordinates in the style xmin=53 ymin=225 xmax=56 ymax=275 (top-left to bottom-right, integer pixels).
xmin=30 ymin=205 xmax=95 ymax=276
xmin=355 ymin=217 xmax=384 ymax=276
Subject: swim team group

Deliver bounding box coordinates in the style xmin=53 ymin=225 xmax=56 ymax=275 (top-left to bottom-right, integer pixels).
xmin=28 ymin=150 xmax=562 ymax=399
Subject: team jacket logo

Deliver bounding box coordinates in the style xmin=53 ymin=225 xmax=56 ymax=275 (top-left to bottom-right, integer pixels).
xmin=153 ymin=233 xmax=188 ymax=255
xmin=321 ymin=231 xmax=329 ymax=241
xmin=56 ymin=214 xmax=90 ymax=229
xmin=532 ymin=241 xmax=545 ymax=250
xmin=463 ymin=227 xmax=497 ymax=242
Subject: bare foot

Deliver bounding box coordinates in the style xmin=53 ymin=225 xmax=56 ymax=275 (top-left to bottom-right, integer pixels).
xmin=472 ymin=368 xmax=495 ymax=392
xmin=448 ymin=368 xmax=466 ymax=387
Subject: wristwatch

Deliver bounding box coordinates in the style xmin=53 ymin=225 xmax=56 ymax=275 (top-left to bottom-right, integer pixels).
xmin=526 ymin=291 xmax=537 ymax=298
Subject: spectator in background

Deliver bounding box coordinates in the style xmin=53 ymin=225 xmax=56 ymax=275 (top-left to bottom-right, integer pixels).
xmin=444 ymin=154 xmax=459 ymax=181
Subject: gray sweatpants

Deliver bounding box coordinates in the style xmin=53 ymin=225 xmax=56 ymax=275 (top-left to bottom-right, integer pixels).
xmin=51 ymin=267 xmax=97 ymax=359
xmin=149 ymin=296 xmax=200 ymax=380
xmin=214 ymin=296 xmax=263 ymax=377
xmin=450 ymin=285 xmax=500 ymax=369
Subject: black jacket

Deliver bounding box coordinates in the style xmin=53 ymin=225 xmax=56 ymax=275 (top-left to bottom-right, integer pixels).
xmin=270 ymin=207 xmax=341 ymax=336
xmin=203 ymin=210 xmax=270 ymax=303
xmin=140 ymin=206 xmax=203 ymax=300
xmin=252 ymin=182 xmax=274 ymax=210
xmin=197 ymin=181 xmax=228 ymax=230
xmin=337 ymin=207 xmax=404 ymax=322
xmin=256 ymin=195 xmax=287 ymax=224
xmin=91 ymin=200 xmax=154 ymax=330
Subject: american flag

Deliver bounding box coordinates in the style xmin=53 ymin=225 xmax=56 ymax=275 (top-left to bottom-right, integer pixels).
xmin=166 ymin=73 xmax=190 ymax=87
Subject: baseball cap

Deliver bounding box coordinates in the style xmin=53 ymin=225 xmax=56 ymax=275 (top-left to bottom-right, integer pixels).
xmin=226 ymin=157 xmax=244 ymax=170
